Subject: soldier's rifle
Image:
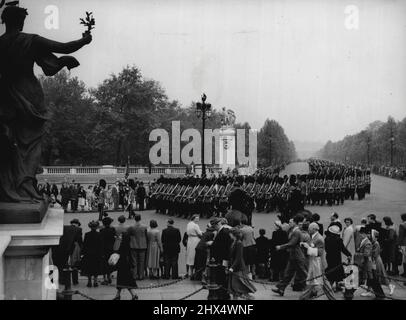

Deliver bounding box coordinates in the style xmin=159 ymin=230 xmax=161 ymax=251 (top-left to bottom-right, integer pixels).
xmin=152 ymin=183 xmax=170 ymax=200
xmin=150 ymin=182 xmax=167 ymax=198
xmin=163 ymin=183 xmax=179 ymax=201
xmin=188 ymin=184 xmax=207 ymax=204
xmin=180 ymin=185 xmax=199 ymax=203
xmin=173 ymin=185 xmax=189 ymax=202
xmin=254 ymin=183 xmax=266 ymax=199
xmin=202 ymin=179 xmax=220 ymax=203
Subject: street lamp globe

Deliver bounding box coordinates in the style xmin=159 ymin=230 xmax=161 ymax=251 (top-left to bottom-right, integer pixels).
xmin=196 ymin=103 xmax=203 ymax=118
xmin=206 ymin=104 xmax=212 ymax=118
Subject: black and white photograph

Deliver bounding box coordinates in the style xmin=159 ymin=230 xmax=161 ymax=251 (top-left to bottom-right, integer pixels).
xmin=0 ymin=0 xmax=406 ymax=306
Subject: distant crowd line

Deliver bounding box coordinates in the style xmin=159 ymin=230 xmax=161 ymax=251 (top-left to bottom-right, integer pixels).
xmin=372 ymin=165 xmax=406 ymax=181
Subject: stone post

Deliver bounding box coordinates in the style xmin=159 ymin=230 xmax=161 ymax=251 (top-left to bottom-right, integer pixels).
xmin=0 ymin=208 xmax=64 ymax=300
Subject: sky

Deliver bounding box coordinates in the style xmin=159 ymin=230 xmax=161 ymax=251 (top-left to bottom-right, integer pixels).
xmin=3 ymin=0 xmax=406 ymax=144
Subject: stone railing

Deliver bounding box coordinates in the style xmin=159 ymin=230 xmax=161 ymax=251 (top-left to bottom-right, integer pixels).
xmin=40 ymin=166 xmax=194 ymax=176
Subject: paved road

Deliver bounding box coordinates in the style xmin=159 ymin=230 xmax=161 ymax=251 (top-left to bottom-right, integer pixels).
xmin=61 ymin=162 xmax=406 ymax=300
xmin=280 ymin=161 xmax=310 ymax=176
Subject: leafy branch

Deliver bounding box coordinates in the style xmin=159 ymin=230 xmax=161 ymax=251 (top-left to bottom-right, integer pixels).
xmin=80 ymin=11 xmax=95 ymax=33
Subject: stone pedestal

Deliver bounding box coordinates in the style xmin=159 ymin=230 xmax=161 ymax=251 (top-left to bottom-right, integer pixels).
xmin=219 ymin=126 xmax=236 ymax=173
xmin=0 ymin=208 xmax=63 ymax=300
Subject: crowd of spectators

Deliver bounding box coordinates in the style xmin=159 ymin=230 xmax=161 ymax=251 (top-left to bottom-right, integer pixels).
xmin=38 ymin=178 xmax=151 ymax=214
xmin=372 ymin=165 xmax=406 ymax=181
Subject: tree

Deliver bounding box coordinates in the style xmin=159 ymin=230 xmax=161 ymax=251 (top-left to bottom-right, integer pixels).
xmin=40 ymin=66 xmax=297 ymax=168
xmin=257 ymin=119 xmax=297 ymax=167
xmin=91 ymin=66 xmax=178 ymax=166
xmin=318 ymin=116 xmax=406 ymax=166
xmin=41 ymin=70 xmax=97 ymax=165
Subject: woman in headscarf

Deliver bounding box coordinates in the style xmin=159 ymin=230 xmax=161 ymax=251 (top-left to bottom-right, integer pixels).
xmin=0 ymin=5 xmax=92 ymax=202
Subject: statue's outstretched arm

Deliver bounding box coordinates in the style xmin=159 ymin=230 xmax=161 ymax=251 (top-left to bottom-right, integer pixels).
xmin=34 ymin=33 xmax=92 ymax=55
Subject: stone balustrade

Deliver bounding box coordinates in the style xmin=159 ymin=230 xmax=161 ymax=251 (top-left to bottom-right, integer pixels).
xmin=39 ymin=166 xmax=214 ymax=176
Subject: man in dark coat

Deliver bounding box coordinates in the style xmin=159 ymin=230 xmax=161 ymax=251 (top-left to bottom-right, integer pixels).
xmin=60 ymin=183 xmax=71 ymax=212
xmin=255 ymin=229 xmax=271 ymax=279
xmin=127 ymin=214 xmax=148 ymax=280
xmin=161 ymin=219 xmax=182 ymax=279
xmin=225 ymin=188 xmax=248 ymax=227
xmin=69 ymin=183 xmax=79 ymax=212
xmin=136 ymin=182 xmax=146 ymax=211
xmin=210 ymin=218 xmax=233 ymax=300
xmin=69 ymin=219 xmax=83 ymax=285
xmin=272 ymin=214 xmax=308 ymax=296
xmin=52 ymin=219 xmax=83 ymax=285
xmin=269 ymin=221 xmax=289 ymax=281
xmin=82 ymin=221 xmax=103 ymax=287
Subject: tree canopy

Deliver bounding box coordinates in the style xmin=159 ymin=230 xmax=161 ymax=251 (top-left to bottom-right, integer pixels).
xmin=257 ymin=119 xmax=297 ymax=167
xmin=317 ymin=116 xmax=406 ymax=166
xmin=40 ymin=66 xmax=297 ymax=167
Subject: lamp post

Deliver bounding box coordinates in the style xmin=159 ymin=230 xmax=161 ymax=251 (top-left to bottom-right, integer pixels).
xmin=390 ymin=135 xmax=395 ymax=167
xmin=196 ymin=93 xmax=212 ymax=178
xmin=389 ymin=124 xmax=395 ymax=166
xmin=366 ymin=135 xmax=371 ymax=166
xmin=269 ymin=137 xmax=272 ymax=166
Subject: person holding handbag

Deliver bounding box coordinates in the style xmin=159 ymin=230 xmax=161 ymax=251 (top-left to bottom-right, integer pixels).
xmin=112 ymin=231 xmax=138 ymax=300
xmin=299 ymin=223 xmax=336 ymax=300
xmin=228 ymin=228 xmax=256 ymax=300
xmin=100 ymin=217 xmax=116 ymax=285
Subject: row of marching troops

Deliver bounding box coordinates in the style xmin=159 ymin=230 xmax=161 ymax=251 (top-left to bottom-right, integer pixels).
xmin=148 ymin=160 xmax=372 ymax=223
xmin=306 ymin=159 xmax=371 ymax=206
xmin=147 ymin=165 xmax=295 ymax=223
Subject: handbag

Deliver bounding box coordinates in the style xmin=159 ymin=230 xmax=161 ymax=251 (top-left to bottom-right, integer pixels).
xmin=113 ymin=234 xmax=122 ymax=251
xmin=68 ymin=242 xmax=81 ymax=267
xmin=353 ymin=252 xmax=364 ymax=267
xmin=108 ymin=253 xmax=120 ymax=266
xmin=182 ymin=232 xmax=188 ymax=247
